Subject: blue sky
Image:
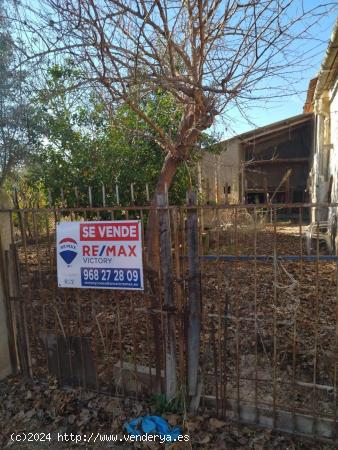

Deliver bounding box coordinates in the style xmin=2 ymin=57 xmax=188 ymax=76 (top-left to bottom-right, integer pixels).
xmin=212 ymin=6 xmax=337 ymax=139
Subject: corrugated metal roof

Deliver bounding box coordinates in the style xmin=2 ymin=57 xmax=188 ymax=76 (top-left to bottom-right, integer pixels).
xmin=214 ymin=112 xmax=313 ymax=147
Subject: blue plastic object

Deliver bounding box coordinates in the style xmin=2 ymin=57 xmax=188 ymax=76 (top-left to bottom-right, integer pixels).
xmin=124 ymin=415 xmax=182 ymax=441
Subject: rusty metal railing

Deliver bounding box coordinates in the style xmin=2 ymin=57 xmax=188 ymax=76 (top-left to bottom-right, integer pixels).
xmin=1 ymin=201 xmax=338 ymax=442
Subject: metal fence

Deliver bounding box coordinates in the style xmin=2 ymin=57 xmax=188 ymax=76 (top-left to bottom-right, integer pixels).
xmin=2 ymin=200 xmax=338 ymax=442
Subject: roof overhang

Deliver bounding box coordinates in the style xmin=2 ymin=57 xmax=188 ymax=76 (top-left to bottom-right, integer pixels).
xmin=215 ymin=113 xmax=313 ymax=148
xmin=314 ymin=18 xmax=338 ymax=99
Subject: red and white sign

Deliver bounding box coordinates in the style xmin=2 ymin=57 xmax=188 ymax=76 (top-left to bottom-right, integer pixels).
xmin=79 ymin=222 xmax=139 ymax=241
xmin=57 ymin=220 xmax=144 ymax=290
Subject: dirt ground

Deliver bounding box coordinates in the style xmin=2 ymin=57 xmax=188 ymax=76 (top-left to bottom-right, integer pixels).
xmin=0 ymin=376 xmax=336 ymax=449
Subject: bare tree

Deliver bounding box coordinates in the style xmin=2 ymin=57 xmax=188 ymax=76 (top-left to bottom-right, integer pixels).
xmin=12 ymin=0 xmax=336 ymax=397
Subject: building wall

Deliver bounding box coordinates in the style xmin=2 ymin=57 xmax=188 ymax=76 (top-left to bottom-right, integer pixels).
xmin=309 ymin=21 xmax=338 ymax=224
xmin=310 ymin=81 xmax=337 ymax=222
xmin=329 ymin=80 xmax=338 ymax=205
xmin=199 ymin=138 xmax=241 ymax=204
xmin=311 ymin=93 xmax=331 ymax=200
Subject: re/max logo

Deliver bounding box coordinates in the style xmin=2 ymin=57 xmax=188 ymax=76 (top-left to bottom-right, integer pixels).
xmin=82 ymin=244 xmax=137 ymax=257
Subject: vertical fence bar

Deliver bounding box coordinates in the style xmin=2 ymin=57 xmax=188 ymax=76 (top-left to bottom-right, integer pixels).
xmin=13 ymin=188 xmax=25 ymax=243
xmin=254 ymin=207 xmax=259 ymax=424
xmin=54 ymin=209 xmax=63 ymax=383
xmin=69 ymin=208 xmax=86 ymax=390
xmin=147 ymin=201 xmax=163 ymax=394
xmin=223 ymin=291 xmax=229 ymax=418
xmin=42 ymin=208 xmax=52 ymax=377
xmin=215 ymin=206 xmax=222 ymax=416
xmin=187 ymin=192 xmax=201 ymax=411
xmin=32 ymin=211 xmax=42 ymax=288
xmin=89 ymin=291 xmax=99 ymax=391
xmin=130 ymin=184 xmax=135 ymax=204
xmin=21 ymin=210 xmax=36 ymax=377
xmin=312 ymin=212 xmax=320 ymax=440
xmin=131 ymin=286 xmax=139 ymax=396
xmin=292 ymin=206 xmax=302 ymax=434
xmin=139 ymin=208 xmax=152 ymax=391
xmin=116 ymin=291 xmax=125 ymax=397
xmin=198 ymin=204 xmax=207 ymax=413
xmin=44 ymin=210 xmax=52 ymax=273
xmin=333 ymin=257 xmax=338 ymax=442
xmin=171 ymin=207 xmax=185 ymax=389
xmin=74 ymin=187 xmax=79 ymax=207
xmin=61 ymin=188 xmax=65 ymax=207
xmin=115 ymin=184 xmax=120 ymax=205
xmin=48 ymin=189 xmax=52 ymax=207
xmin=272 ymin=207 xmax=278 ymax=429
xmin=157 ymin=192 xmax=177 ymax=400
xmin=102 ymin=184 xmax=106 ymax=208
xmin=88 ymin=186 xmax=93 ymax=208
xmin=57 ymin=208 xmax=75 ymax=386
xmin=234 ymin=208 xmax=241 ymax=421
xmin=130 ymin=213 xmax=140 ymax=396
xmin=7 ymin=245 xmax=30 ymax=377
xmin=75 ymin=290 xmax=87 ymax=389
xmin=211 ymin=319 xmax=219 ymax=415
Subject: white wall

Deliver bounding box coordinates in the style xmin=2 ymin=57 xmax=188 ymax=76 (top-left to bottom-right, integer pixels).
xmin=311 ymin=78 xmax=338 ymax=223
xmin=200 ymin=138 xmax=241 ymax=204
xmin=329 ymin=80 xmax=338 ymax=204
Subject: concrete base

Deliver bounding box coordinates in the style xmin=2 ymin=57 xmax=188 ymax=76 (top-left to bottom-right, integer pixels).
xmin=113 ymin=361 xmax=164 ymax=395
xmin=203 ymin=396 xmax=337 ymax=441
xmin=114 ymin=360 xmax=337 ymax=441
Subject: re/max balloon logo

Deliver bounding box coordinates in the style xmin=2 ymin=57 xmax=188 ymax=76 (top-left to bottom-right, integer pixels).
xmin=59 ymin=237 xmax=78 ymax=265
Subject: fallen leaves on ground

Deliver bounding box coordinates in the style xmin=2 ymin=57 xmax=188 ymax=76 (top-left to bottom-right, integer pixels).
xmin=0 ymin=376 xmax=335 ymax=449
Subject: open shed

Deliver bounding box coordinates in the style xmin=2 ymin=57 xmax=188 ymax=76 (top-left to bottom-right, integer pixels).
xmin=242 ymin=113 xmax=313 ymax=205
xmin=200 ymin=113 xmax=314 ymax=213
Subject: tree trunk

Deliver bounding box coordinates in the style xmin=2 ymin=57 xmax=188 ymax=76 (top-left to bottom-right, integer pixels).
xmin=145 ymin=152 xmax=180 ymax=393
xmin=146 ymin=153 xmax=180 ymax=266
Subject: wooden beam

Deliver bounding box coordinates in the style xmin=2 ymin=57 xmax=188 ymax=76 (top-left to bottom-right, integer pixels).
xmin=270 ymin=169 xmax=292 ymax=203
xmin=241 ymin=118 xmax=312 ymax=144
xmin=245 ymin=157 xmax=308 ymax=166
xmin=246 ymin=188 xmax=287 ymax=193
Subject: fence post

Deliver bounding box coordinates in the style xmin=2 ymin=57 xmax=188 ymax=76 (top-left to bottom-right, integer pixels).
xmin=187 ymin=191 xmax=202 ymax=409
xmin=6 ymin=244 xmax=30 ymax=378
xmin=157 ymin=192 xmax=177 ymax=400
xmin=0 ymin=189 xmax=14 ymax=379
